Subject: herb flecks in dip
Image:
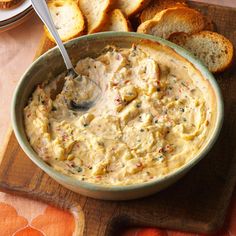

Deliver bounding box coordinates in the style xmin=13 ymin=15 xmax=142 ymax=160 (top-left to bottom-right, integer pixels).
xmin=24 ymin=42 xmax=216 ymax=186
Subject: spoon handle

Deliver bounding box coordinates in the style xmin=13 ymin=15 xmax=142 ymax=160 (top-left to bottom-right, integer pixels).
xmin=31 ymin=0 xmax=73 ymax=70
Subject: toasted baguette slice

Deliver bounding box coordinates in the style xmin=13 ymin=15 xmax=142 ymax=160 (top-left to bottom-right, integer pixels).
xmin=100 ymin=9 xmax=132 ymax=32
xmin=137 ymin=7 xmax=205 ymax=40
xmin=115 ymin=0 xmax=151 ymax=17
xmin=140 ymin=0 xmax=187 ymax=22
xmin=45 ymin=0 xmax=85 ymax=42
xmin=169 ymin=31 xmax=234 ymax=73
xmin=78 ymin=0 xmax=111 ymax=34
xmin=0 ymin=0 xmax=24 ymax=9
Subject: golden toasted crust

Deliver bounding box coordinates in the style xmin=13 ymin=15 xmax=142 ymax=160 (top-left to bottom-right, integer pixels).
xmin=45 ymin=0 xmax=85 ymax=43
xmin=0 ymin=0 xmax=24 ymax=9
xmin=78 ymin=0 xmax=112 ymax=34
xmin=100 ymin=9 xmax=132 ymax=32
xmin=169 ymin=31 xmax=234 ymax=73
xmin=115 ymin=0 xmax=152 ymax=17
xmin=140 ymin=0 xmax=187 ymax=22
xmin=137 ymin=7 xmax=205 ymax=39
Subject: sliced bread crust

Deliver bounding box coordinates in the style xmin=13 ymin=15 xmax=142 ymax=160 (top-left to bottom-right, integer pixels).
xmin=115 ymin=0 xmax=151 ymax=17
xmin=45 ymin=0 xmax=85 ymax=42
xmin=169 ymin=31 xmax=234 ymax=73
xmin=137 ymin=7 xmax=205 ymax=39
xmin=140 ymin=0 xmax=187 ymax=23
xmin=100 ymin=9 xmax=132 ymax=32
xmin=78 ymin=0 xmax=112 ymax=34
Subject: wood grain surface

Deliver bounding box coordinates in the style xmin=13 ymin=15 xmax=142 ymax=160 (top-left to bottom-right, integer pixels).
xmin=191 ymin=0 xmax=236 ymax=8
xmin=0 ymin=2 xmax=236 ymax=235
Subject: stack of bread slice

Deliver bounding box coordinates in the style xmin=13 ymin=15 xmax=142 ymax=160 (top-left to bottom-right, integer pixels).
xmin=45 ymin=0 xmax=147 ymax=40
xmin=44 ymin=0 xmax=233 ymax=73
xmin=137 ymin=0 xmax=233 ymax=73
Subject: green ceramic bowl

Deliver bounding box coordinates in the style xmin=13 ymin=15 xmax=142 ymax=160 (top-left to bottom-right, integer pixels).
xmin=11 ymin=32 xmax=224 ymax=200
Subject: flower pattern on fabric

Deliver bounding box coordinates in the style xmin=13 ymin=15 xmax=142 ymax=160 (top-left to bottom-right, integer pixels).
xmin=14 ymin=226 xmax=44 ymax=236
xmin=31 ymin=206 xmax=75 ymax=236
xmin=0 ymin=203 xmax=28 ymax=236
xmin=0 ymin=193 xmax=76 ymax=236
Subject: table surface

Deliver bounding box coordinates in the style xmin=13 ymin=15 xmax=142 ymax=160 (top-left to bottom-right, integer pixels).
xmin=0 ymin=0 xmax=236 ymax=235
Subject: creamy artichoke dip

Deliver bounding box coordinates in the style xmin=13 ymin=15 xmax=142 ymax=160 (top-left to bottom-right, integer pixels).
xmin=24 ymin=42 xmax=216 ymax=186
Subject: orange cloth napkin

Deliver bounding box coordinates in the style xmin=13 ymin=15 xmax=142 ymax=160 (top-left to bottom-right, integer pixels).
xmin=0 ymin=192 xmax=76 ymax=236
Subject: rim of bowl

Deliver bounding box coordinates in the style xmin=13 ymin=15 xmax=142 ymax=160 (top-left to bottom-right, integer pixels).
xmin=11 ymin=32 xmax=224 ymax=193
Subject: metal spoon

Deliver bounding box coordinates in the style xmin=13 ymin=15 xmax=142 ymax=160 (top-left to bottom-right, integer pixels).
xmin=31 ymin=0 xmax=101 ymax=111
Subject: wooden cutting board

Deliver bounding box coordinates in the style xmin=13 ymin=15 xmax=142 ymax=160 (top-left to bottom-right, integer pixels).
xmin=1 ymin=2 xmax=236 ymax=235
